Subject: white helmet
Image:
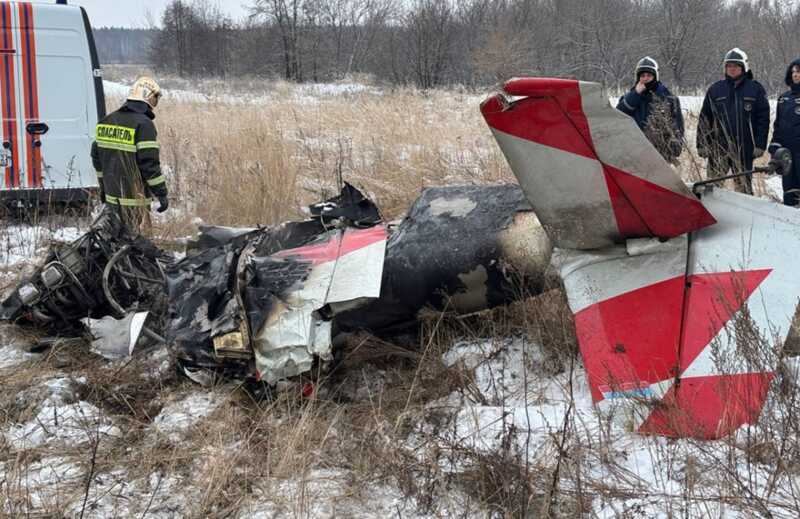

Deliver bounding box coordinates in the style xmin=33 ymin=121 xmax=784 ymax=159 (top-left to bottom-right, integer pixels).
xmin=723 ymin=48 xmax=750 ymax=74
xmin=127 ymin=76 xmax=162 ymax=108
xmin=635 ymin=56 xmax=659 ymax=82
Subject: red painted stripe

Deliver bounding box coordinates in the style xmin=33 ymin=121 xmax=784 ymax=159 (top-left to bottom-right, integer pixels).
xmin=481 ymin=79 xmax=717 ymax=242
xmin=678 ymin=269 xmax=771 ymax=373
xmin=0 ymin=3 xmax=9 ymax=189
xmin=604 ymin=165 xmax=717 ymax=238
xmin=575 ymin=269 xmax=771 ymax=402
xmin=0 ymin=3 xmax=18 ymax=188
xmin=274 ymin=226 xmax=387 ymax=266
xmin=638 ymin=372 xmax=773 ymax=439
xmin=19 ymin=3 xmax=40 ymax=188
xmin=574 ymin=274 xmax=684 ymax=402
xmin=481 ymin=89 xmax=597 ymax=161
xmin=601 ymin=166 xmax=651 ymax=237
xmin=574 ymin=268 xmax=772 ymax=438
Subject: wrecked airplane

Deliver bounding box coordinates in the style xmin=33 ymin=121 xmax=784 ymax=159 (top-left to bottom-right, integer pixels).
xmin=482 ymin=77 xmax=800 ymax=440
xmin=0 ymin=209 xmax=170 ymax=359
xmin=9 ymin=75 xmax=791 ymax=441
xmin=1 ymin=183 xmax=552 ymax=385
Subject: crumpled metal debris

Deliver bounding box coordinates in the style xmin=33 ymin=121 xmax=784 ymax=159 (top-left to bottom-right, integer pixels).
xmin=83 ymin=311 xmax=150 ymax=360
xmin=167 ymin=186 xmax=388 ymax=382
xmin=2 ymin=184 xmax=554 ymax=386
xmin=0 ymin=208 xmax=170 ymax=356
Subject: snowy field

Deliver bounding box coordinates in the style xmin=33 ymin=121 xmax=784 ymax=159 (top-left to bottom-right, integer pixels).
xmin=1 ymin=79 xmax=799 ymax=517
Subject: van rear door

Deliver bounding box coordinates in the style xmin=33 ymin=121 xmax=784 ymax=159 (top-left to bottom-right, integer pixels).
xmin=1 ymin=2 xmax=104 ymax=200
xmin=0 ymin=2 xmax=22 ymax=191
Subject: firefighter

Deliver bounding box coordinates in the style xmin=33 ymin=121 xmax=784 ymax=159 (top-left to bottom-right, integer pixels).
xmin=91 ymin=76 xmax=168 ymax=233
xmin=617 ymin=56 xmax=685 ymax=164
xmin=769 ymin=59 xmax=800 ymax=206
xmin=696 ymin=48 xmax=770 ymax=195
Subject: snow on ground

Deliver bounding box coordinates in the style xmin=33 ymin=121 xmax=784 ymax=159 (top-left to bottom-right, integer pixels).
xmin=0 ymin=338 xmax=38 ymax=370
xmin=3 ymin=456 xmax=83 ymax=511
xmin=152 ymin=390 xmax=225 ymax=442
xmin=1 ymin=80 xmax=798 ymax=516
xmin=4 ymin=375 xmax=120 ymax=450
xmin=0 ymin=223 xmax=84 ymax=269
xmin=241 ymin=468 xmax=443 ymax=518
xmin=608 ymin=94 xmax=777 ymax=117
xmin=103 ymin=79 xmax=381 ymax=105
xmin=411 ymin=337 xmax=800 ymax=517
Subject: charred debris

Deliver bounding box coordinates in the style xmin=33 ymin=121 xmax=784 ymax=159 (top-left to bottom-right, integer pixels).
xmin=1 ymin=183 xmax=553 ymax=387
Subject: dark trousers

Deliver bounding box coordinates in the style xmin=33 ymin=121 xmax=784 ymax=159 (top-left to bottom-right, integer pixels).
xmin=707 ymin=154 xmax=753 ymax=195
xmin=783 ymin=149 xmax=800 ymax=206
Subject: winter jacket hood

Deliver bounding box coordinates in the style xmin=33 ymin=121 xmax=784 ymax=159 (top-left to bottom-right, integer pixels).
xmin=785 ymin=58 xmax=800 ymax=87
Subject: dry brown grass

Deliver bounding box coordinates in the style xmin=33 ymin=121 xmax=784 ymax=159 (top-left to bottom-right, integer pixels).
xmin=104 ymin=78 xmax=514 ymax=238
xmin=2 ymin=76 xmax=796 ymax=517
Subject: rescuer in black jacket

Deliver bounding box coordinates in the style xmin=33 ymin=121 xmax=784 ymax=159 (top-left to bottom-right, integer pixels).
xmin=617 ymin=57 xmax=685 ymax=164
xmin=91 ymin=76 xmax=168 ymax=232
xmin=769 ymin=58 xmax=800 ymax=206
xmin=696 ymin=48 xmax=770 ymax=195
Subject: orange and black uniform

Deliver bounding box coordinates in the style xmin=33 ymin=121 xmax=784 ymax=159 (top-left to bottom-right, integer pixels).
xmin=90 ymin=100 xmax=166 ymax=228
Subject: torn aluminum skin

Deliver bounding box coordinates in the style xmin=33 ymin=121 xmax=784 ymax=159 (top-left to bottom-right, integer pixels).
xmin=82 ymin=311 xmax=149 ymax=360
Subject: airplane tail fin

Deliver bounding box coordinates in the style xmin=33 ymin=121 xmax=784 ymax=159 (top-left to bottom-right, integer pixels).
xmin=481 ymin=78 xmax=715 ymax=249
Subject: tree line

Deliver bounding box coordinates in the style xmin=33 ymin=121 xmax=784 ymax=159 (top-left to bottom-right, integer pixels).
xmin=145 ymin=0 xmax=800 ymax=93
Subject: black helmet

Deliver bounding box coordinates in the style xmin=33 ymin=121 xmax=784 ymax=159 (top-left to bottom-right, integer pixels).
xmin=723 ymin=48 xmax=750 ymax=74
xmin=635 ymin=56 xmax=659 ymax=82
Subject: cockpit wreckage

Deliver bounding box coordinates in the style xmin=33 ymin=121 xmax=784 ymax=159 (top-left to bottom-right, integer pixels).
xmin=1 ymin=183 xmax=552 ymax=384
xmin=3 ymin=77 xmax=798 ymax=441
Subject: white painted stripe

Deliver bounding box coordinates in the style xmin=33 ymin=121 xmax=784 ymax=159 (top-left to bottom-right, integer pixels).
xmin=490 ymin=127 xmax=619 ymax=249
xmin=681 ymin=189 xmax=800 ymax=378
xmin=578 ymin=81 xmax=694 ymax=196
xmin=554 ymin=235 xmax=688 ymax=314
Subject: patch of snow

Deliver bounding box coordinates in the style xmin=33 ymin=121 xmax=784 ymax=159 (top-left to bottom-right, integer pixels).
xmin=607 ymin=94 xmax=779 ymax=117
xmin=0 ymin=343 xmax=37 ymax=370
xmin=104 ymin=79 xmax=379 ymax=107
xmin=764 ymin=174 xmax=784 ymax=201
xmin=63 ymin=470 xmax=193 ymax=519
xmin=243 ymin=468 xmax=457 ymax=518
xmin=0 ymin=224 xmax=83 ymax=268
xmin=442 ymin=336 xmax=545 ymax=405
xmin=3 ymin=456 xmax=83 ymax=512
xmin=295 ymin=82 xmax=377 ymax=97
xmin=5 ymin=389 xmax=119 ymax=450
xmin=102 ymin=80 xmax=129 ymax=98
xmin=152 ymin=390 xmax=224 ymax=442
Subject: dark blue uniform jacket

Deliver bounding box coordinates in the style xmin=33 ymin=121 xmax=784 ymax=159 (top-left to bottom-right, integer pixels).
xmin=617 ymin=82 xmax=685 ymax=161
xmin=769 ymin=59 xmax=800 ymax=205
xmin=697 ymin=72 xmax=770 ymax=164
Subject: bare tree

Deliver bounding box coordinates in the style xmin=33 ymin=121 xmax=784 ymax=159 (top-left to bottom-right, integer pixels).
xmin=401 ymin=0 xmax=457 ymax=88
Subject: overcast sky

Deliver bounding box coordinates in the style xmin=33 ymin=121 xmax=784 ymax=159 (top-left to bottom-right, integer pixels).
xmin=27 ymin=1 xmax=251 ymax=28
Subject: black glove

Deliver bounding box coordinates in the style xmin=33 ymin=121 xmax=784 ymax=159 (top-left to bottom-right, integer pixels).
xmin=156 ymin=195 xmax=169 ymax=213
xmin=769 ymin=148 xmax=792 ymax=176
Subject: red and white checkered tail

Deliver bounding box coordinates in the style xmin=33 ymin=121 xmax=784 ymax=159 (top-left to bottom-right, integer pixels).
xmin=480 ymin=77 xmax=715 ymax=250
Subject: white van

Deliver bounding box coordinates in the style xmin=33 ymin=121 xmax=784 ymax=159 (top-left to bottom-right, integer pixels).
xmin=0 ymin=0 xmax=105 ymax=207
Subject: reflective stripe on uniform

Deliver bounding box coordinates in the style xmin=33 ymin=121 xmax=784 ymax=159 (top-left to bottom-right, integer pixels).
xmin=146 ymin=175 xmax=166 ymax=187
xmin=97 ymin=141 xmax=137 ymax=153
xmin=137 ymin=140 xmax=159 ymax=150
xmin=96 ymin=123 xmax=135 ymax=146
xmin=105 ymin=194 xmax=150 ymax=207
xmin=95 ymin=170 xmax=103 ymax=178
xmin=622 ymin=97 xmax=635 ymax=111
